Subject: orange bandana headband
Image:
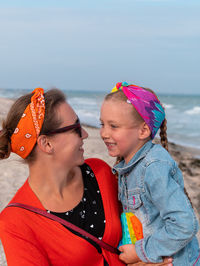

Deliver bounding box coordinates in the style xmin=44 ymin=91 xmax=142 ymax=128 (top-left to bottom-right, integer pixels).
xmin=11 ymin=88 xmax=45 ymax=159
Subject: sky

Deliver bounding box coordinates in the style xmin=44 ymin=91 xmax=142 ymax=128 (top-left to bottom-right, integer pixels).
xmin=0 ymin=0 xmax=200 ymax=94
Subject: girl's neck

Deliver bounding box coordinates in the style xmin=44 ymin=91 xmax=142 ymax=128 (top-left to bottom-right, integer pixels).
xmin=124 ymin=139 xmax=150 ymax=164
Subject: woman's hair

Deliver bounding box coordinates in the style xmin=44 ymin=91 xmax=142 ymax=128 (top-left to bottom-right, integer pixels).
xmin=0 ymin=89 xmax=66 ymax=163
xmin=105 ymin=89 xmax=169 ymax=151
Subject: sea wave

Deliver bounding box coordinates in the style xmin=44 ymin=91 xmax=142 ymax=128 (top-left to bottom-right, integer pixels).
xmin=184 ymin=106 xmax=200 ymax=115
xmin=69 ymin=97 xmax=98 ymax=106
xmin=78 ymin=109 xmax=99 ymax=118
xmin=163 ymin=103 xmax=174 ymax=109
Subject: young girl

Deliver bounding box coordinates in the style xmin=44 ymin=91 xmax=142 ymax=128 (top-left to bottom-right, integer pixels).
xmin=100 ymin=82 xmax=200 ymax=266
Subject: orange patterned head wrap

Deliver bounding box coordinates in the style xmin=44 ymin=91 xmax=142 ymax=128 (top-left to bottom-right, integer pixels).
xmin=11 ymin=88 xmax=45 ymax=159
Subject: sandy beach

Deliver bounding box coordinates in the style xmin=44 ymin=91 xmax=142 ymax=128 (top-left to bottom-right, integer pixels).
xmin=0 ymin=98 xmax=200 ymax=265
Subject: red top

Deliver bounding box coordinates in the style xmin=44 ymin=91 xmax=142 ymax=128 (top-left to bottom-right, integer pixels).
xmin=0 ymin=158 xmax=125 ymax=266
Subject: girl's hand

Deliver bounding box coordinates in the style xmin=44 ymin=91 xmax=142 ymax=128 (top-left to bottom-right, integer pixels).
xmin=118 ymin=244 xmax=173 ymax=266
xmin=127 ymin=257 xmax=173 ymax=266
xmin=119 ymin=244 xmax=140 ymax=264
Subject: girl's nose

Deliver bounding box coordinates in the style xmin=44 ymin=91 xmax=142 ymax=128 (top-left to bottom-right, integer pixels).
xmin=100 ymin=126 xmax=109 ymax=139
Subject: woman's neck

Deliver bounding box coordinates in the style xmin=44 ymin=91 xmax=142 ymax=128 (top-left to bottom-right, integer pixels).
xmin=28 ymin=160 xmax=84 ymax=212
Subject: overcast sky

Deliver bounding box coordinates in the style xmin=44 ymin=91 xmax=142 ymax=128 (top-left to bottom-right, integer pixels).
xmin=0 ymin=0 xmax=199 ymax=94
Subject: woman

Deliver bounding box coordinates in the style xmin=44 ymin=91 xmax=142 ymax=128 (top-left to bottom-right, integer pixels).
xmin=0 ymin=88 xmax=172 ymax=265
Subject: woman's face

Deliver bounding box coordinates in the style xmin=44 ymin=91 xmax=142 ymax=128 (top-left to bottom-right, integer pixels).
xmin=49 ymin=102 xmax=88 ymax=168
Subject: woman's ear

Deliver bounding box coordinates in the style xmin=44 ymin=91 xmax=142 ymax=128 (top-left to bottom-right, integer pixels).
xmin=139 ymin=122 xmax=151 ymax=140
xmin=36 ymin=135 xmax=54 ymax=154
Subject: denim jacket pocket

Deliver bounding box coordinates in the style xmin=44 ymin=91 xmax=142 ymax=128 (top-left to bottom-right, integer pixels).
xmin=127 ymin=190 xmax=150 ymax=226
xmin=128 ymin=190 xmax=142 ymax=211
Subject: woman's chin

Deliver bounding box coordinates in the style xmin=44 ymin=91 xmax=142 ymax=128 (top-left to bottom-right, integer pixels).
xmin=79 ymin=156 xmax=85 ymax=165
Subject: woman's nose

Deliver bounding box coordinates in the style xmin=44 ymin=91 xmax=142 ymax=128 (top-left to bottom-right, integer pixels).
xmin=81 ymin=127 xmax=88 ymax=139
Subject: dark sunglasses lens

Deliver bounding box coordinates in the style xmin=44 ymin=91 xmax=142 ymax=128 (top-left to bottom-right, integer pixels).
xmin=75 ymin=127 xmax=82 ymax=137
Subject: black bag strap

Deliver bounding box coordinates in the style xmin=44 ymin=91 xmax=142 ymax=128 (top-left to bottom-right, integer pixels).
xmin=6 ymin=202 xmax=120 ymax=254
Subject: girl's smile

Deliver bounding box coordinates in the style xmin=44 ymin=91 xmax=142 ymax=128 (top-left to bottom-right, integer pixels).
xmin=100 ymin=99 xmax=146 ymax=164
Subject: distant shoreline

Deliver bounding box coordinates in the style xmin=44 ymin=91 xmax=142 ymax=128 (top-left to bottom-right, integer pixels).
xmin=0 ymin=88 xmax=200 ymax=97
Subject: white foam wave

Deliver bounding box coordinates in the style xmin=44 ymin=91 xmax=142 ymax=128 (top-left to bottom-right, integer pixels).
xmin=163 ymin=103 xmax=173 ymax=109
xmin=185 ymin=106 xmax=200 ymax=115
xmin=78 ymin=110 xmax=99 ymax=118
xmin=69 ymin=97 xmax=98 ymax=106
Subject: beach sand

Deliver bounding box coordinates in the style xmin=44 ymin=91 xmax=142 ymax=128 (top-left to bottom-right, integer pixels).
xmin=0 ymin=98 xmax=200 ymax=265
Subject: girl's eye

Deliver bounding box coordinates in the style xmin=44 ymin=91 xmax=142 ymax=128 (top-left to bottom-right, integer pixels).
xmin=99 ymin=122 xmax=104 ymax=127
xmin=110 ymin=124 xmax=118 ymax=128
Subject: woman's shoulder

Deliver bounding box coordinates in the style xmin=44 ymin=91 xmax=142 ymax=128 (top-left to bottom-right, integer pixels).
xmin=0 ymin=181 xmax=28 ymax=221
xmin=0 ymin=179 xmax=42 ymax=227
xmin=85 ymin=158 xmax=111 ymax=171
xmin=0 ymin=202 xmax=33 ymax=240
xmin=84 ymin=158 xmax=117 ymax=184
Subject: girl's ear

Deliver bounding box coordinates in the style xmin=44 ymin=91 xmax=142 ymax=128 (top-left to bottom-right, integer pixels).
xmin=139 ymin=122 xmax=151 ymax=140
xmin=36 ymin=135 xmax=54 ymax=154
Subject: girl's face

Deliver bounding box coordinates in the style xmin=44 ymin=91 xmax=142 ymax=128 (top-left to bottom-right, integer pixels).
xmin=100 ymin=99 xmax=143 ymax=164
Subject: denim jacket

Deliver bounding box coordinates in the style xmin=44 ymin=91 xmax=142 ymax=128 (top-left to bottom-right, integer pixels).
xmin=113 ymin=140 xmax=200 ymax=265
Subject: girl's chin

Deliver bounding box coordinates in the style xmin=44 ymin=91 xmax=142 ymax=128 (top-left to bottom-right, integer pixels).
xmin=108 ymin=151 xmax=118 ymax=158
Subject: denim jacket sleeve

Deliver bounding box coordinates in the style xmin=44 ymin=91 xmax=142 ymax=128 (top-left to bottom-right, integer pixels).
xmin=135 ymin=160 xmax=199 ymax=263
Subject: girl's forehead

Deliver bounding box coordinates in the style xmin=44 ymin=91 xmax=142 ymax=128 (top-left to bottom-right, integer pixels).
xmin=102 ymin=99 xmax=133 ymax=112
xmin=101 ymin=100 xmax=135 ymax=120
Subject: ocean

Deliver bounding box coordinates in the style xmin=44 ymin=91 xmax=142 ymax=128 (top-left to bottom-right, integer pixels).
xmin=0 ymin=88 xmax=200 ymax=150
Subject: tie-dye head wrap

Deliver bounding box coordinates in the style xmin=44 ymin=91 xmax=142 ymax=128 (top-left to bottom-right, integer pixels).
xmin=111 ymin=82 xmax=165 ymax=139
xmin=11 ymin=88 xmax=45 ymax=158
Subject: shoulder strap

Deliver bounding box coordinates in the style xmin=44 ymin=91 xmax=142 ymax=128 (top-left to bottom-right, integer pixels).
xmin=6 ymin=202 xmax=119 ymax=254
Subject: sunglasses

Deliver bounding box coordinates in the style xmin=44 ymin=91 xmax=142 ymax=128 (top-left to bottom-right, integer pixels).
xmin=46 ymin=118 xmax=82 ymax=137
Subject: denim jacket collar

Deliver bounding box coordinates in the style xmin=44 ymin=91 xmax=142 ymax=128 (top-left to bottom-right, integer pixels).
xmin=112 ymin=140 xmax=154 ymax=175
